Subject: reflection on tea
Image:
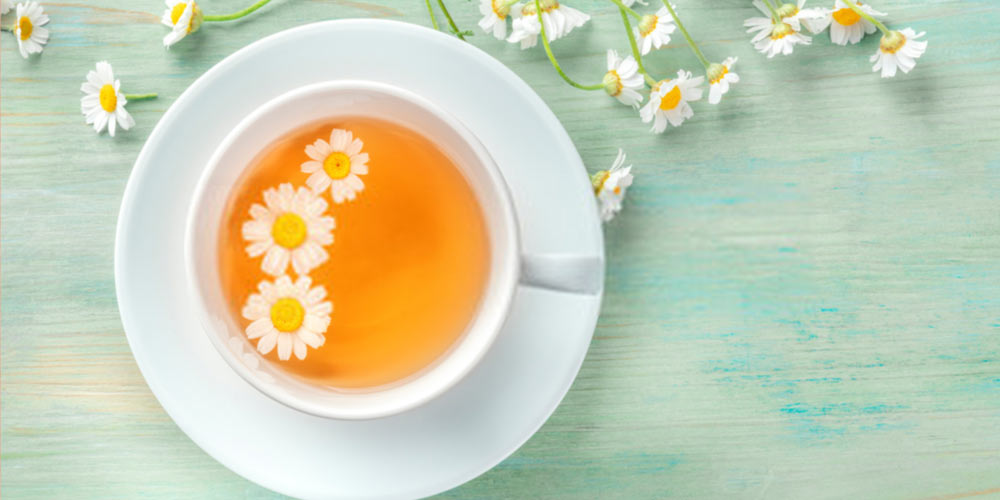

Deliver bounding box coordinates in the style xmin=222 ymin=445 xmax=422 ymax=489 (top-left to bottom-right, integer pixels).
xmin=218 ymin=117 xmax=490 ymax=388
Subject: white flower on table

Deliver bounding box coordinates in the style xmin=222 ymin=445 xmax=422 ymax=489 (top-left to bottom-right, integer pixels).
xmin=811 ymin=0 xmax=886 ymax=45
xmin=12 ymin=1 xmax=49 ymax=59
xmin=603 ymin=50 xmax=644 ymax=108
xmin=507 ymin=0 xmax=589 ymax=49
xmin=634 ymin=6 xmax=676 ymax=55
xmin=639 ymin=70 xmax=704 ymax=134
xmin=161 ymin=0 xmax=203 ymax=47
xmin=870 ymin=28 xmax=927 ymax=78
xmin=80 ymin=61 xmax=136 ymax=137
xmin=243 ymin=183 xmax=336 ymax=277
xmin=707 ymin=57 xmax=739 ymax=105
xmin=478 ymin=0 xmax=519 ymax=40
xmin=242 ymin=275 xmax=332 ymax=361
xmin=301 ymin=128 xmax=370 ymax=204
xmin=592 ymin=149 xmax=635 ymax=222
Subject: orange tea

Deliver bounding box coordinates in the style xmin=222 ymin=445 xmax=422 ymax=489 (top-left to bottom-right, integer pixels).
xmin=218 ymin=117 xmax=490 ymax=388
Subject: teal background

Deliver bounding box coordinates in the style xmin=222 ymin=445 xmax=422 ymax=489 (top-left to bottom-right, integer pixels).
xmin=2 ymin=0 xmax=999 ymax=497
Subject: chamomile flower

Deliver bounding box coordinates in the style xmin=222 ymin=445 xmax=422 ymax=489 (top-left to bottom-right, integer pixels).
xmin=161 ymin=0 xmax=203 ymax=48
xmin=635 ymin=6 xmax=676 ymax=56
xmin=870 ymin=28 xmax=927 ymax=78
xmin=592 ymin=149 xmax=634 ymax=222
xmin=301 ymin=128 xmax=369 ymax=204
xmin=12 ymin=1 xmax=49 ymax=59
xmin=1 ymin=0 xmax=13 ymax=16
xmin=79 ymin=61 xmax=136 ymax=137
xmin=811 ymin=0 xmax=886 ymax=45
xmin=603 ymin=50 xmax=644 ymax=108
xmin=639 ymin=70 xmax=704 ymax=134
xmin=479 ymin=0 xmax=519 ymax=40
xmin=773 ymin=0 xmax=826 ymax=33
xmin=242 ymin=275 xmax=332 ymax=361
xmin=707 ymin=57 xmax=739 ymax=104
xmin=243 ymin=183 xmax=336 ymax=277
xmin=507 ymin=0 xmax=589 ymax=49
xmin=754 ymin=21 xmax=812 ymax=57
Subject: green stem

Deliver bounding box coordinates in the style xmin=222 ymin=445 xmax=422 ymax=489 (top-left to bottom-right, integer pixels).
xmin=619 ymin=7 xmax=659 ymax=83
xmin=760 ymin=0 xmax=781 ymax=22
xmin=0 ymin=26 xmax=11 ymax=32
xmin=535 ymin=0 xmax=603 ymax=91
xmin=124 ymin=93 xmax=158 ymax=101
xmin=608 ymin=0 xmax=641 ymax=20
xmin=660 ymin=0 xmax=711 ymax=69
xmin=203 ymin=0 xmax=272 ymax=22
xmin=840 ymin=0 xmax=891 ymax=35
xmin=436 ymin=0 xmax=467 ymax=40
xmin=424 ymin=0 xmax=441 ymax=30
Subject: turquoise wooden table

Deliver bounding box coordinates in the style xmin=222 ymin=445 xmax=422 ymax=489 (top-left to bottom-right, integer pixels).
xmin=3 ymin=0 xmax=999 ymax=497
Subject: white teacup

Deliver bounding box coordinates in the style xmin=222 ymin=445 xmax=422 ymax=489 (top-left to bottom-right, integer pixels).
xmin=186 ymin=80 xmax=601 ymax=420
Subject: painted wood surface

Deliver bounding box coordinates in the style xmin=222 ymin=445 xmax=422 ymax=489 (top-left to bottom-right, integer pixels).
xmin=2 ymin=0 xmax=999 ymax=498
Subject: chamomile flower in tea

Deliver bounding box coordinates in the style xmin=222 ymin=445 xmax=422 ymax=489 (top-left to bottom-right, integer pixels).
xmin=242 ymin=275 xmax=332 ymax=361
xmin=242 ymin=183 xmax=335 ymax=277
xmin=12 ymin=1 xmax=49 ymax=59
xmin=301 ymin=128 xmax=370 ymax=204
xmin=640 ymin=70 xmax=704 ymax=133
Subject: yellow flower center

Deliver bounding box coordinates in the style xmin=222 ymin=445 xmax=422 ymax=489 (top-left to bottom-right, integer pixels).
xmin=638 ymin=15 xmax=658 ymax=36
xmin=659 ymin=85 xmax=682 ymax=111
xmin=323 ymin=151 xmax=352 ymax=180
xmin=271 ymin=212 xmax=308 ymax=249
xmin=770 ymin=22 xmax=794 ymax=40
xmin=492 ymin=0 xmax=511 ymax=19
xmin=832 ymin=7 xmax=861 ymax=25
xmin=170 ymin=2 xmax=191 ymax=29
xmin=613 ymin=186 xmax=622 ymax=195
xmin=18 ymin=16 xmax=32 ymax=40
xmin=270 ymin=297 xmax=305 ymax=333
xmin=521 ymin=0 xmax=558 ymax=16
xmin=99 ymin=84 xmax=117 ymax=112
xmin=879 ymin=31 xmax=906 ymax=54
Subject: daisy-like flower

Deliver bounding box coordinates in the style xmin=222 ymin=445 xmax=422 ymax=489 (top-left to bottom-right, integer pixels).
xmin=639 ymin=70 xmax=704 ymax=134
xmin=161 ymin=0 xmax=203 ymax=48
xmin=773 ymin=0 xmax=826 ymax=33
xmin=592 ymin=149 xmax=635 ymax=222
xmin=707 ymin=57 xmax=739 ymax=105
xmin=507 ymin=0 xmax=589 ymax=49
xmin=753 ymin=21 xmax=812 ymax=57
xmin=243 ymin=183 xmax=336 ymax=277
xmin=79 ymin=61 xmax=136 ymax=137
xmin=12 ymin=1 xmax=49 ymax=59
xmin=301 ymin=128 xmax=369 ymax=204
xmin=241 ymin=275 xmax=332 ymax=361
xmin=603 ymin=50 xmax=644 ymax=108
xmin=634 ymin=6 xmax=676 ymax=56
xmin=478 ymin=0 xmax=519 ymax=40
xmin=811 ymin=0 xmax=886 ymax=45
xmin=870 ymin=28 xmax=927 ymax=78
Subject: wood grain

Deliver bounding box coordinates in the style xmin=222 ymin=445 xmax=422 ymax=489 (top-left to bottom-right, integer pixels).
xmin=2 ymin=0 xmax=999 ymax=498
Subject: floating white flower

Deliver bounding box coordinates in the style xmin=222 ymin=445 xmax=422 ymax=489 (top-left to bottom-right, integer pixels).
xmin=639 ymin=70 xmax=704 ymax=134
xmin=707 ymin=57 xmax=739 ymax=105
xmin=634 ymin=6 xmax=676 ymax=55
xmin=301 ymin=128 xmax=370 ymax=204
xmin=12 ymin=1 xmax=49 ymax=59
xmin=478 ymin=0 xmax=519 ymax=40
xmin=79 ymin=61 xmax=136 ymax=137
xmin=754 ymin=21 xmax=812 ymax=57
xmin=811 ymin=0 xmax=886 ymax=45
xmin=507 ymin=0 xmax=589 ymax=49
xmin=242 ymin=275 xmax=332 ymax=361
xmin=603 ymin=50 xmax=644 ymax=108
xmin=161 ymin=0 xmax=203 ymax=48
xmin=870 ymin=28 xmax=927 ymax=78
xmin=592 ymin=149 xmax=634 ymax=222
xmin=243 ymin=183 xmax=336 ymax=277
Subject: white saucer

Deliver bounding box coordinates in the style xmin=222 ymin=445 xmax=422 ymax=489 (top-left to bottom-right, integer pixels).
xmin=115 ymin=20 xmax=604 ymax=499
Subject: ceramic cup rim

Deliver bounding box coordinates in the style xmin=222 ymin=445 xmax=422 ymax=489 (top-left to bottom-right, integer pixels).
xmin=184 ymin=80 xmax=520 ymax=420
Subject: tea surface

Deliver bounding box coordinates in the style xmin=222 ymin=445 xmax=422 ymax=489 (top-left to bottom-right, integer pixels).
xmin=219 ymin=117 xmax=490 ymax=388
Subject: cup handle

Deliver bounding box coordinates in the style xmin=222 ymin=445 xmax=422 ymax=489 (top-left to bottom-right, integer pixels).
xmin=519 ymin=254 xmax=604 ymax=294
